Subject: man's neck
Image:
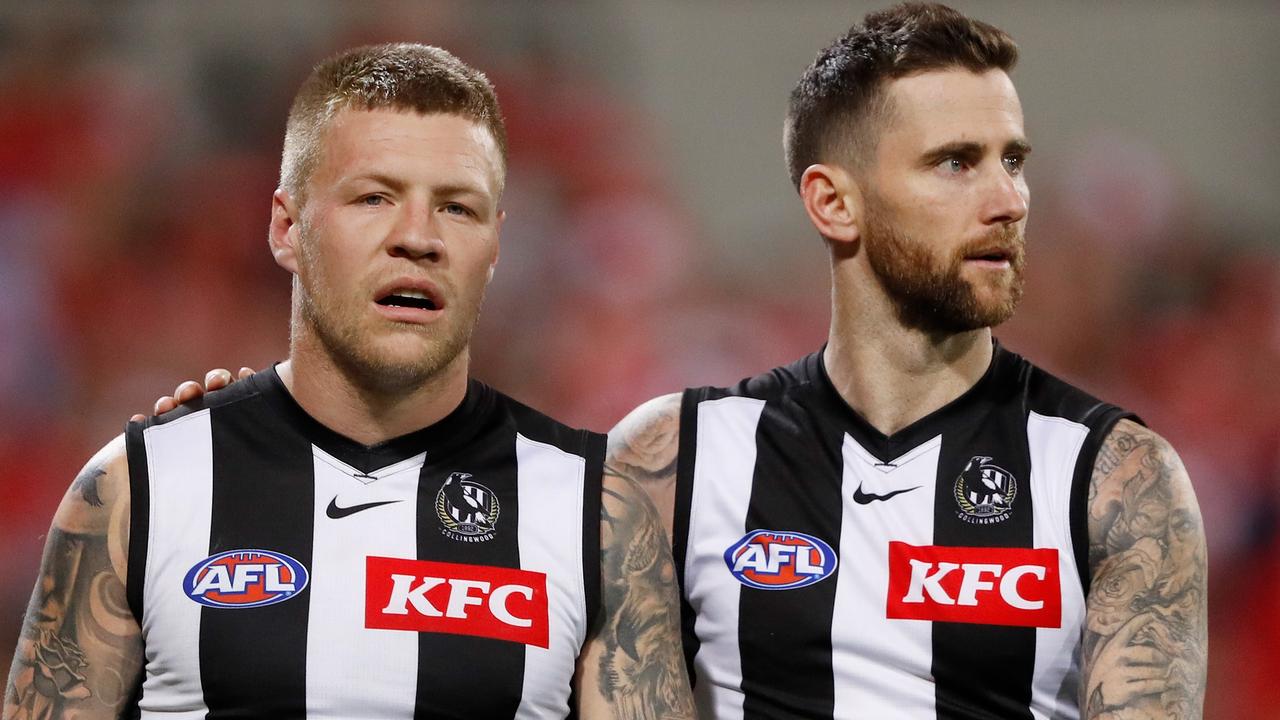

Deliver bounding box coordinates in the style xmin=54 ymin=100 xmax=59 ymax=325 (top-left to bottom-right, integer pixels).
xmin=825 ymin=271 xmax=994 ymax=437
xmin=278 ymin=342 xmax=469 ymax=447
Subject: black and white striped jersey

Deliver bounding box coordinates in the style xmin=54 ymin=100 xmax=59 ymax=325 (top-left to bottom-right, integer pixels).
xmin=123 ymin=368 xmax=603 ymax=719
xmin=673 ymin=344 xmax=1136 ymax=720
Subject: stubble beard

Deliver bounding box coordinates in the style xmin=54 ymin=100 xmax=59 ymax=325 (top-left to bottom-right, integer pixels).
xmin=294 ymin=235 xmax=484 ymax=397
xmin=861 ymin=200 xmax=1026 ymax=335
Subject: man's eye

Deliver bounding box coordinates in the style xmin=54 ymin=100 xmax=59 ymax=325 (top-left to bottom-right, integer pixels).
xmin=1003 ymin=155 xmax=1025 ymax=174
xmin=943 ymin=157 xmax=967 ymax=173
xmin=443 ymin=203 xmax=471 ymax=216
xmin=361 ymin=195 xmax=385 ymax=207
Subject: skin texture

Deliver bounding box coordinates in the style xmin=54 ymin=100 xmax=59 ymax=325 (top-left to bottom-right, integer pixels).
xmin=4 ymin=439 xmax=142 ymax=720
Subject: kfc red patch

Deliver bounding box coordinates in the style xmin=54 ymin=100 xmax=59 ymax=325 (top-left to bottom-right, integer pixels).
xmin=365 ymin=556 xmax=549 ymax=648
xmin=886 ymin=542 xmax=1061 ymax=628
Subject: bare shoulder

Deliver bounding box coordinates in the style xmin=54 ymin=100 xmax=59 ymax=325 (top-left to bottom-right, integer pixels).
xmin=57 ymin=435 xmax=131 ymax=554
xmin=1082 ymin=419 xmax=1207 ymax=719
xmin=606 ymin=393 xmax=682 ymax=487
xmin=5 ymin=435 xmax=142 ymax=720
xmin=606 ymin=393 xmax=682 ymax=541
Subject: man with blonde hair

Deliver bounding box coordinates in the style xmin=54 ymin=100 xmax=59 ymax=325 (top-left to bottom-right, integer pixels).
xmin=5 ymin=43 xmax=693 ymax=720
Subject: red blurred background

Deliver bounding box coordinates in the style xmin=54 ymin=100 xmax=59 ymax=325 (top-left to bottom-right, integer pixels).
xmin=1 ymin=2 xmax=1276 ymax=716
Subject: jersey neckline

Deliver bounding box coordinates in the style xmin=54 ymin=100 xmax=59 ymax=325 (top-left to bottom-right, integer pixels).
xmin=807 ymin=341 xmax=1015 ymax=463
xmin=251 ymin=365 xmax=497 ymax=474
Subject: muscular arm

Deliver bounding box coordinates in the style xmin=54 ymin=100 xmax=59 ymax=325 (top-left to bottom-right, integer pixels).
xmin=603 ymin=393 xmax=682 ymax=542
xmin=574 ymin=471 xmax=694 ymax=719
xmin=4 ymin=438 xmax=143 ymax=720
xmin=1082 ymin=419 xmax=1207 ymax=719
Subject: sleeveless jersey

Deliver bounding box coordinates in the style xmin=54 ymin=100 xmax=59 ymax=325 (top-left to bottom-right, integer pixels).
xmin=122 ymin=369 xmax=603 ymax=719
xmin=673 ymin=344 xmax=1136 ymax=720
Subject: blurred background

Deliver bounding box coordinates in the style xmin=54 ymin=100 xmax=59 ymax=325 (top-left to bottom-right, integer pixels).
xmin=0 ymin=0 xmax=1275 ymax=715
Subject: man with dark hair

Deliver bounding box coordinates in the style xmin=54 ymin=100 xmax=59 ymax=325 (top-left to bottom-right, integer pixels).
xmin=607 ymin=4 xmax=1207 ymax=719
xmin=4 ymin=43 xmax=693 ymax=719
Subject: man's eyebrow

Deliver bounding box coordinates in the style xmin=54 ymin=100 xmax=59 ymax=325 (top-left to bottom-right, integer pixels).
xmin=344 ymin=172 xmax=407 ymax=192
xmin=919 ymin=138 xmax=1033 ymax=166
xmin=433 ymin=183 xmax=489 ymax=198
xmin=920 ymin=141 xmax=984 ymax=165
xmin=1005 ymin=138 xmax=1033 ymax=156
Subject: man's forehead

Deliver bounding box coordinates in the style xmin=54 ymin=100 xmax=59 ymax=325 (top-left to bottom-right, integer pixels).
xmin=881 ymin=68 xmax=1025 ymax=144
xmin=318 ymin=107 xmax=504 ymax=190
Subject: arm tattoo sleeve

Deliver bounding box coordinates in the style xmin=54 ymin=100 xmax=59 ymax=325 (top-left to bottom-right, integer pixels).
xmin=605 ymin=394 xmax=681 ymax=490
xmin=594 ymin=475 xmax=695 ymax=720
xmin=1083 ymin=421 xmax=1207 ymax=719
xmin=5 ymin=457 xmax=143 ymax=720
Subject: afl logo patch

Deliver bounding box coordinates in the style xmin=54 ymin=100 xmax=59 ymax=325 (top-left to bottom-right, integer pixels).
xmin=436 ymin=472 xmax=500 ymax=543
xmin=183 ymin=549 xmax=308 ymax=608
xmin=724 ymin=529 xmax=838 ymax=590
xmin=954 ymin=455 xmax=1017 ymax=524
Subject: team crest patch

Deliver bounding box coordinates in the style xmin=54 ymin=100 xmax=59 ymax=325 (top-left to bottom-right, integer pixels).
xmin=436 ymin=472 xmax=500 ymax=542
xmin=183 ymin=549 xmax=308 ymax=608
xmin=724 ymin=529 xmax=838 ymax=590
xmin=954 ymin=455 xmax=1017 ymax=524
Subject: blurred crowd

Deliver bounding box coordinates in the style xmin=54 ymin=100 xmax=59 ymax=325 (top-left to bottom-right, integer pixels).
xmin=0 ymin=4 xmax=1276 ymax=717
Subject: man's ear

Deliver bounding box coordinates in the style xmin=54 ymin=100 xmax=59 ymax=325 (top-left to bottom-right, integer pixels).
xmin=268 ymin=188 xmax=302 ymax=273
xmin=487 ymin=209 xmax=505 ymax=282
xmin=799 ymin=164 xmax=861 ymax=246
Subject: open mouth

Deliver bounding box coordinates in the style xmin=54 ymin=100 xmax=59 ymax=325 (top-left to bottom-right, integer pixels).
xmin=375 ymin=288 xmax=441 ymax=312
xmin=965 ymin=249 xmax=1012 ymax=264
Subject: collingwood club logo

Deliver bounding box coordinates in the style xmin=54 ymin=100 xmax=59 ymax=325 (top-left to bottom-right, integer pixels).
xmin=954 ymin=455 xmax=1017 ymax=525
xmin=436 ymin=472 xmax=500 ymax=542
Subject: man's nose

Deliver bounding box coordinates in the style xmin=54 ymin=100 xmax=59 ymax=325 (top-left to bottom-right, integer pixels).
xmin=982 ymin=168 xmax=1028 ymax=226
xmin=388 ymin=205 xmax=445 ymax=261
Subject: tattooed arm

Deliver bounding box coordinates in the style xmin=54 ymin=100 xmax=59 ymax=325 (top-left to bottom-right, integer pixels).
xmin=575 ymin=470 xmax=694 ymax=719
xmin=1082 ymin=419 xmax=1207 ymax=719
xmin=3 ymin=437 xmax=143 ymax=720
xmin=603 ymin=394 xmax=683 ymax=542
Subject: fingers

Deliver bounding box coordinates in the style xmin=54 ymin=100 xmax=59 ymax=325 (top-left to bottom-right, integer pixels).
xmin=141 ymin=367 xmax=255 ymax=421
xmin=205 ymin=368 xmax=233 ymax=391
xmin=174 ymin=380 xmax=205 ymax=405
xmin=129 ymin=414 xmax=145 ymax=423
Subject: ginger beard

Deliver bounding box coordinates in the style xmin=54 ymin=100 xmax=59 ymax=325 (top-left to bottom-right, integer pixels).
xmin=861 ymin=194 xmax=1026 ymax=334
xmin=293 ymin=216 xmax=487 ymax=396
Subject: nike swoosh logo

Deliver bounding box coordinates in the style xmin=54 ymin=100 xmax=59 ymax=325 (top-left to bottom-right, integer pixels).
xmin=852 ymin=484 xmax=921 ymax=505
xmin=326 ymin=497 xmax=402 ymax=519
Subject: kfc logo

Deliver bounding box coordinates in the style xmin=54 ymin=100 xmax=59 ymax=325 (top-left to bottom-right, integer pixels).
xmin=365 ymin=557 xmax=549 ymax=648
xmin=886 ymin=542 xmax=1061 ymax=628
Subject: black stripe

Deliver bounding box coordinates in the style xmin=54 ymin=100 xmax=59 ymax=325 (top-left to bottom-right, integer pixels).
xmin=931 ymin=376 xmax=1036 ymax=720
xmin=414 ymin=417 xmax=524 ymax=719
xmin=738 ymin=390 xmax=844 ymax=719
xmin=124 ymin=419 xmax=150 ymax=626
xmin=201 ymin=397 xmax=315 ymax=719
xmin=580 ymin=431 xmax=605 ymax=652
xmin=672 ymin=388 xmax=709 ymax=685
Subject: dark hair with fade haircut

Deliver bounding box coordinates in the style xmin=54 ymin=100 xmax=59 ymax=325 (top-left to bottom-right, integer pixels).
xmin=280 ymin=42 xmax=508 ymax=203
xmin=784 ymin=2 xmax=1017 ymax=190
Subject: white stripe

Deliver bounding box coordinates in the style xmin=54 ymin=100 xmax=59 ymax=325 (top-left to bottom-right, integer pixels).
xmin=686 ymin=396 xmax=766 ymax=720
xmin=1027 ymin=412 xmax=1090 ymax=720
xmin=832 ymin=433 xmax=941 ymax=719
xmin=514 ymin=433 xmax=588 ymax=719
xmin=138 ymin=410 xmax=213 ymax=718
xmin=305 ymin=448 xmax=423 ymax=718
